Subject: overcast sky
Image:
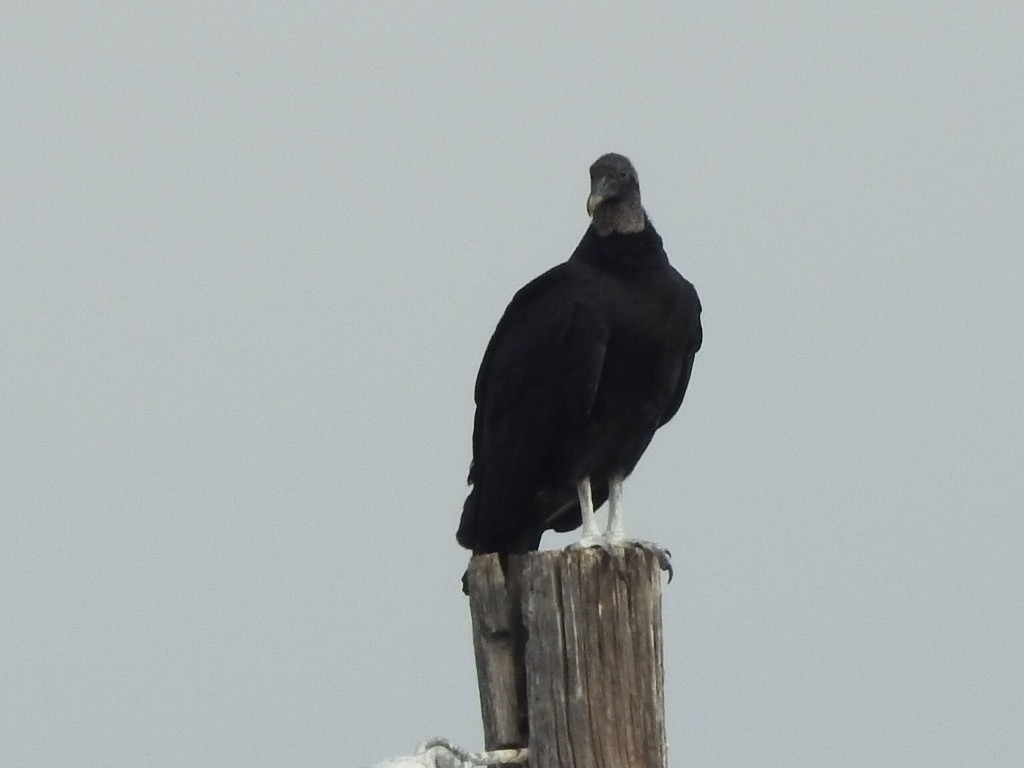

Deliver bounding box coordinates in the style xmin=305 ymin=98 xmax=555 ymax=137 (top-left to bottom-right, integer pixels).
xmin=3 ymin=4 xmax=1023 ymax=767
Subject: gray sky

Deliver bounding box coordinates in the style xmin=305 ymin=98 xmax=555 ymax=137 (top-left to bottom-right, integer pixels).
xmin=3 ymin=4 xmax=1022 ymax=766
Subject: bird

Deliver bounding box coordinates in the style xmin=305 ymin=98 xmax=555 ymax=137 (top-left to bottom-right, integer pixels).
xmin=456 ymin=152 xmax=702 ymax=577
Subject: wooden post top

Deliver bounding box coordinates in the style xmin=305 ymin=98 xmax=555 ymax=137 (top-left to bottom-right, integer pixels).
xmin=466 ymin=547 xmax=667 ymax=768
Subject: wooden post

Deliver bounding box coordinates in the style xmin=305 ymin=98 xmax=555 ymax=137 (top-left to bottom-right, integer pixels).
xmin=466 ymin=547 xmax=667 ymax=768
xmin=466 ymin=554 xmax=528 ymax=750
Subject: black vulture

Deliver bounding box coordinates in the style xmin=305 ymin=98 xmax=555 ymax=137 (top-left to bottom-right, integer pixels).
xmin=457 ymin=153 xmax=702 ymax=574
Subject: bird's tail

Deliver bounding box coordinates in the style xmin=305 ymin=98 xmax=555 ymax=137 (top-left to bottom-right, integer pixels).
xmin=456 ymin=489 xmax=478 ymax=550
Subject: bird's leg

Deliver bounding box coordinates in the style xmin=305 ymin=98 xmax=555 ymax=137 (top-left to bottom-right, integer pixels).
xmin=605 ymin=473 xmax=626 ymax=542
xmin=604 ymin=474 xmax=674 ymax=582
xmin=573 ymin=476 xmax=606 ymax=548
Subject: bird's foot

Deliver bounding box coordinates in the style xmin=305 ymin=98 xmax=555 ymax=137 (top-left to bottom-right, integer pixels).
xmin=569 ymin=532 xmax=613 ymax=553
xmin=568 ymin=534 xmax=629 ymax=580
xmin=605 ymin=537 xmax=674 ymax=583
xmin=569 ymin=536 xmax=672 ymax=581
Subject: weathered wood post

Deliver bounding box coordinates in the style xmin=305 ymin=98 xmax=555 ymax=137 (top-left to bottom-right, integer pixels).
xmin=466 ymin=547 xmax=667 ymax=768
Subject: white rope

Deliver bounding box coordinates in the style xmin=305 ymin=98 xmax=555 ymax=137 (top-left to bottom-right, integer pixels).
xmin=372 ymin=737 xmax=528 ymax=768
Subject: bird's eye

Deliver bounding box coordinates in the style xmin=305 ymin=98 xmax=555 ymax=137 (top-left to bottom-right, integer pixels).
xmin=619 ymin=170 xmax=629 ymax=180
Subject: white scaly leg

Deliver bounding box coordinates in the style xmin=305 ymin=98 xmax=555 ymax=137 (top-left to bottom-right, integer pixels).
xmin=574 ymin=476 xmax=605 ymax=548
xmin=604 ymin=473 xmax=675 ymax=581
xmin=605 ymin=473 xmax=626 ymax=542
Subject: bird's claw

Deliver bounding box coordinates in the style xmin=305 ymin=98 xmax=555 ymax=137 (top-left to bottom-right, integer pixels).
xmin=604 ymin=539 xmax=674 ymax=583
xmin=568 ymin=537 xmax=673 ymax=582
xmin=635 ymin=540 xmax=674 ymax=582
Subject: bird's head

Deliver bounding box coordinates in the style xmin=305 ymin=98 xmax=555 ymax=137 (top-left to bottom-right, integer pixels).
xmin=586 ymin=153 xmax=645 ymax=235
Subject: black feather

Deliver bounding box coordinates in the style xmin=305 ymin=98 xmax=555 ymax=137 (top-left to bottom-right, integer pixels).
xmin=457 ymin=160 xmax=702 ymax=556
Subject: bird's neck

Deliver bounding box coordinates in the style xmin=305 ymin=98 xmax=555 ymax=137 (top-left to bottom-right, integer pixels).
xmin=592 ymin=197 xmax=645 ymax=237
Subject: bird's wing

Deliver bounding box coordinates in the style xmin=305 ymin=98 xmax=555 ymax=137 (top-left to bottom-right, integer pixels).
xmin=658 ymin=283 xmax=703 ymax=427
xmin=466 ymin=263 xmax=608 ymax=542
xmin=474 ymin=263 xmax=608 ymax=429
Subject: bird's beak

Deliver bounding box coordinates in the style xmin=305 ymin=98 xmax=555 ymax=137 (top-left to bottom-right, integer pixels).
xmin=586 ymin=177 xmax=612 ymax=217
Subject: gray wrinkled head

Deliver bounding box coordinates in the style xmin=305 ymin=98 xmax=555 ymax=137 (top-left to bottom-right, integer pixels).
xmin=586 ymin=153 xmax=645 ymax=235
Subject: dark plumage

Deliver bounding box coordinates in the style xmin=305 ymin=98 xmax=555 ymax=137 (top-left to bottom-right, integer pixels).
xmin=457 ymin=153 xmax=702 ymax=562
